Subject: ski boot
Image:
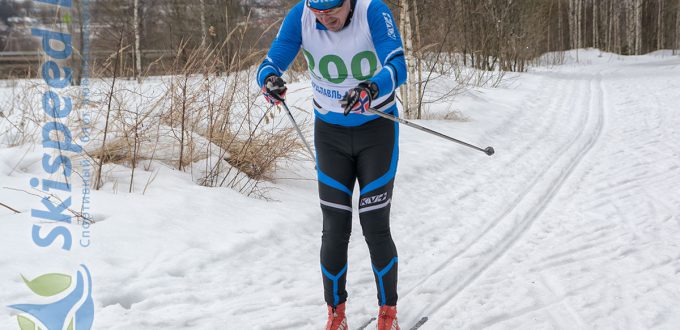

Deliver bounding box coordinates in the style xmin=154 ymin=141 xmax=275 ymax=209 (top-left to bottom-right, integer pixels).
xmin=325 ymin=302 xmax=347 ymax=330
xmin=377 ymin=305 xmax=399 ymax=330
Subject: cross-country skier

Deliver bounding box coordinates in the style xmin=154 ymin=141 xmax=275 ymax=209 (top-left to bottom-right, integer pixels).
xmin=257 ymin=0 xmax=406 ymax=329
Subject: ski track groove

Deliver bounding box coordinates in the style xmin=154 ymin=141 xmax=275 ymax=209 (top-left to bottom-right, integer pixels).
xmin=398 ymin=75 xmax=580 ymax=289
xmin=399 ymin=75 xmax=574 ymax=298
xmin=401 ymin=72 xmax=607 ymax=328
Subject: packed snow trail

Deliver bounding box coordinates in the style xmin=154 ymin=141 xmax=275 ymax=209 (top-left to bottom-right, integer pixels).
xmin=396 ymin=71 xmax=606 ymax=328
xmin=395 ymin=56 xmax=680 ymax=329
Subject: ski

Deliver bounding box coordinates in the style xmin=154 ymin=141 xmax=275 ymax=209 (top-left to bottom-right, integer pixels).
xmin=358 ymin=316 xmax=427 ymax=330
xmin=357 ymin=317 xmax=376 ymax=330
xmin=409 ymin=316 xmax=428 ymax=330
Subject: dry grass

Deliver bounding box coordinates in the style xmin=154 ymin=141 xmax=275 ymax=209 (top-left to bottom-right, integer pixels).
xmin=82 ymin=24 xmax=302 ymax=197
xmin=218 ymin=127 xmax=300 ymax=182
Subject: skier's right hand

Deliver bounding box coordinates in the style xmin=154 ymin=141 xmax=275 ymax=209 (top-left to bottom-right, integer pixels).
xmin=262 ymin=74 xmax=287 ymax=105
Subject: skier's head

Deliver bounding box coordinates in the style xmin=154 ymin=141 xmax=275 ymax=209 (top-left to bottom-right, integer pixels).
xmin=306 ymin=0 xmax=351 ymax=32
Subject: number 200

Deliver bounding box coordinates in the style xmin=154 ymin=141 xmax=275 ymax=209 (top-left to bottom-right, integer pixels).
xmin=303 ymin=50 xmax=378 ymax=83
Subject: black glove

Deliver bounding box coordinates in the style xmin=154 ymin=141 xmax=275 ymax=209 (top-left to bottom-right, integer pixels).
xmin=340 ymin=81 xmax=379 ymax=116
xmin=261 ymin=75 xmax=287 ymax=105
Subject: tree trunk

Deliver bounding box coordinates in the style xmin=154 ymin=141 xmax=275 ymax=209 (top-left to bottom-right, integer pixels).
xmin=412 ymin=0 xmax=423 ymax=119
xmin=179 ymin=74 xmax=188 ymax=171
xmin=569 ymin=0 xmax=582 ymax=54
xmin=577 ymin=0 xmax=583 ymax=49
xmin=569 ymin=0 xmax=583 ymax=59
xmin=593 ymin=0 xmax=599 ymax=49
xmin=134 ymin=0 xmax=142 ymax=83
xmin=626 ymin=0 xmax=636 ymax=54
xmin=459 ymin=0 xmax=468 ymax=66
xmin=406 ymin=0 xmax=417 ymax=118
xmin=400 ymin=0 xmax=416 ymax=119
xmin=225 ymin=3 xmax=230 ymax=68
xmin=569 ymin=0 xmax=574 ymax=49
xmin=603 ymin=0 xmax=611 ymax=52
xmin=70 ymin=0 xmax=83 ymax=86
xmin=635 ymin=0 xmax=642 ymax=54
xmin=615 ymin=0 xmax=622 ymax=54
xmin=657 ymin=0 xmax=664 ymax=50
xmin=200 ymin=0 xmax=207 ymax=47
xmin=558 ymin=0 xmax=565 ymax=50
xmin=610 ymin=0 xmax=616 ymax=52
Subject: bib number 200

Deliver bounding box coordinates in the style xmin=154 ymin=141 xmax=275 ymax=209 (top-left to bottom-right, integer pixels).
xmin=303 ymin=50 xmax=378 ymax=84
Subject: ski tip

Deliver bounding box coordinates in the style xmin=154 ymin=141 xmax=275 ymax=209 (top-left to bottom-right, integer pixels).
xmin=409 ymin=316 xmax=429 ymax=330
xmin=357 ymin=317 xmax=377 ymax=330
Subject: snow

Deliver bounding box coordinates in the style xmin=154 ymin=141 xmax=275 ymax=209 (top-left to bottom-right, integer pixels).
xmin=1 ymin=49 xmax=680 ymax=329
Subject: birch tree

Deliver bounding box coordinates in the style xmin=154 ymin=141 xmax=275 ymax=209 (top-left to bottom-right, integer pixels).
xmin=412 ymin=0 xmax=423 ymax=119
xmin=577 ymin=0 xmax=583 ymax=50
xmin=635 ymin=0 xmax=643 ymax=54
xmin=68 ymin=0 xmax=85 ymax=86
xmin=200 ymin=0 xmax=207 ymax=47
xmin=399 ymin=0 xmax=417 ymax=119
xmin=625 ymin=0 xmax=640 ymax=54
xmin=605 ymin=0 xmax=612 ymax=52
xmin=593 ymin=0 xmax=599 ymax=49
xmin=610 ymin=0 xmax=622 ymax=53
xmin=133 ymin=0 xmax=142 ymax=83
xmin=657 ymin=0 xmax=664 ymax=50
xmin=558 ymin=0 xmax=565 ymax=50
xmin=569 ymin=0 xmax=583 ymax=59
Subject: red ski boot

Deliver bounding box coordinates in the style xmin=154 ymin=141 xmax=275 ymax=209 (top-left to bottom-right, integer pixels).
xmin=377 ymin=305 xmax=399 ymax=330
xmin=325 ymin=302 xmax=348 ymax=330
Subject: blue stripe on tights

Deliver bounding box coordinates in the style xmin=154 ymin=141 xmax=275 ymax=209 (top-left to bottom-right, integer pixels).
xmin=372 ymin=256 xmax=398 ymax=306
xmin=321 ymin=263 xmax=348 ymax=307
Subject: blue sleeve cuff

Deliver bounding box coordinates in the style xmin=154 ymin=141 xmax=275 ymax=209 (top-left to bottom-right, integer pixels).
xmin=371 ymin=55 xmax=406 ymax=98
xmin=257 ymin=63 xmax=281 ymax=88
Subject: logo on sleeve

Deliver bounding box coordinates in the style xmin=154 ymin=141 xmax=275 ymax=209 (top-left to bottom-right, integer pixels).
xmin=382 ymin=13 xmax=397 ymax=40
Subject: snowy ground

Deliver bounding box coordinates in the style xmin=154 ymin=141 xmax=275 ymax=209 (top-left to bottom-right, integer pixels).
xmin=1 ymin=49 xmax=680 ymax=329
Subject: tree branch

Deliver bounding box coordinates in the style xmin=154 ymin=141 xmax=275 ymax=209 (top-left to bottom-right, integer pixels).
xmin=0 ymin=201 xmax=20 ymax=214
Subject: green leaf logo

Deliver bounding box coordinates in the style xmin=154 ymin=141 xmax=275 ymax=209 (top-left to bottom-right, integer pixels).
xmin=16 ymin=315 xmax=41 ymax=330
xmin=63 ymin=13 xmax=72 ymax=24
xmin=20 ymin=273 xmax=72 ymax=297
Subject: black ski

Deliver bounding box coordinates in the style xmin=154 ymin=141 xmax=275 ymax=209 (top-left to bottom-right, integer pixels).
xmin=409 ymin=316 xmax=428 ymax=330
xmin=357 ymin=317 xmax=376 ymax=330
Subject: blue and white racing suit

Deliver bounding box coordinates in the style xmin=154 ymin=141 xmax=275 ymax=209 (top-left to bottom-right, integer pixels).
xmin=257 ymin=0 xmax=407 ymax=307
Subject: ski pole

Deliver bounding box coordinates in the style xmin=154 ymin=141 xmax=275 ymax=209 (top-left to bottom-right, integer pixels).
xmin=366 ymin=108 xmax=495 ymax=156
xmin=276 ymin=98 xmax=316 ymax=161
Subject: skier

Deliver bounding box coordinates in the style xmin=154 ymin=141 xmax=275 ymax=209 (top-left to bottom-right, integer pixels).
xmin=257 ymin=0 xmax=406 ymax=329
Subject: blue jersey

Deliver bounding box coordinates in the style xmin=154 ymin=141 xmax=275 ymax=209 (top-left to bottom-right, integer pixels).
xmin=257 ymin=0 xmax=407 ymax=127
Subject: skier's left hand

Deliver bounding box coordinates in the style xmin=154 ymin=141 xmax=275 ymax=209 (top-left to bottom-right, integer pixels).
xmin=341 ymin=81 xmax=379 ymax=116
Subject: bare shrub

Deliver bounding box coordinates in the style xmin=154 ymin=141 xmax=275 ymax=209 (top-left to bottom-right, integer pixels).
xmin=79 ymin=21 xmax=303 ymax=197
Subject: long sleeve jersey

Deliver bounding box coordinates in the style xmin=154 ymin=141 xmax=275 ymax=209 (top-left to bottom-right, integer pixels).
xmin=257 ymin=0 xmax=407 ymax=127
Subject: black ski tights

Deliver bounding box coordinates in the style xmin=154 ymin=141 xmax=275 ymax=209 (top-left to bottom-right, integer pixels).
xmin=315 ymin=116 xmax=399 ymax=307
